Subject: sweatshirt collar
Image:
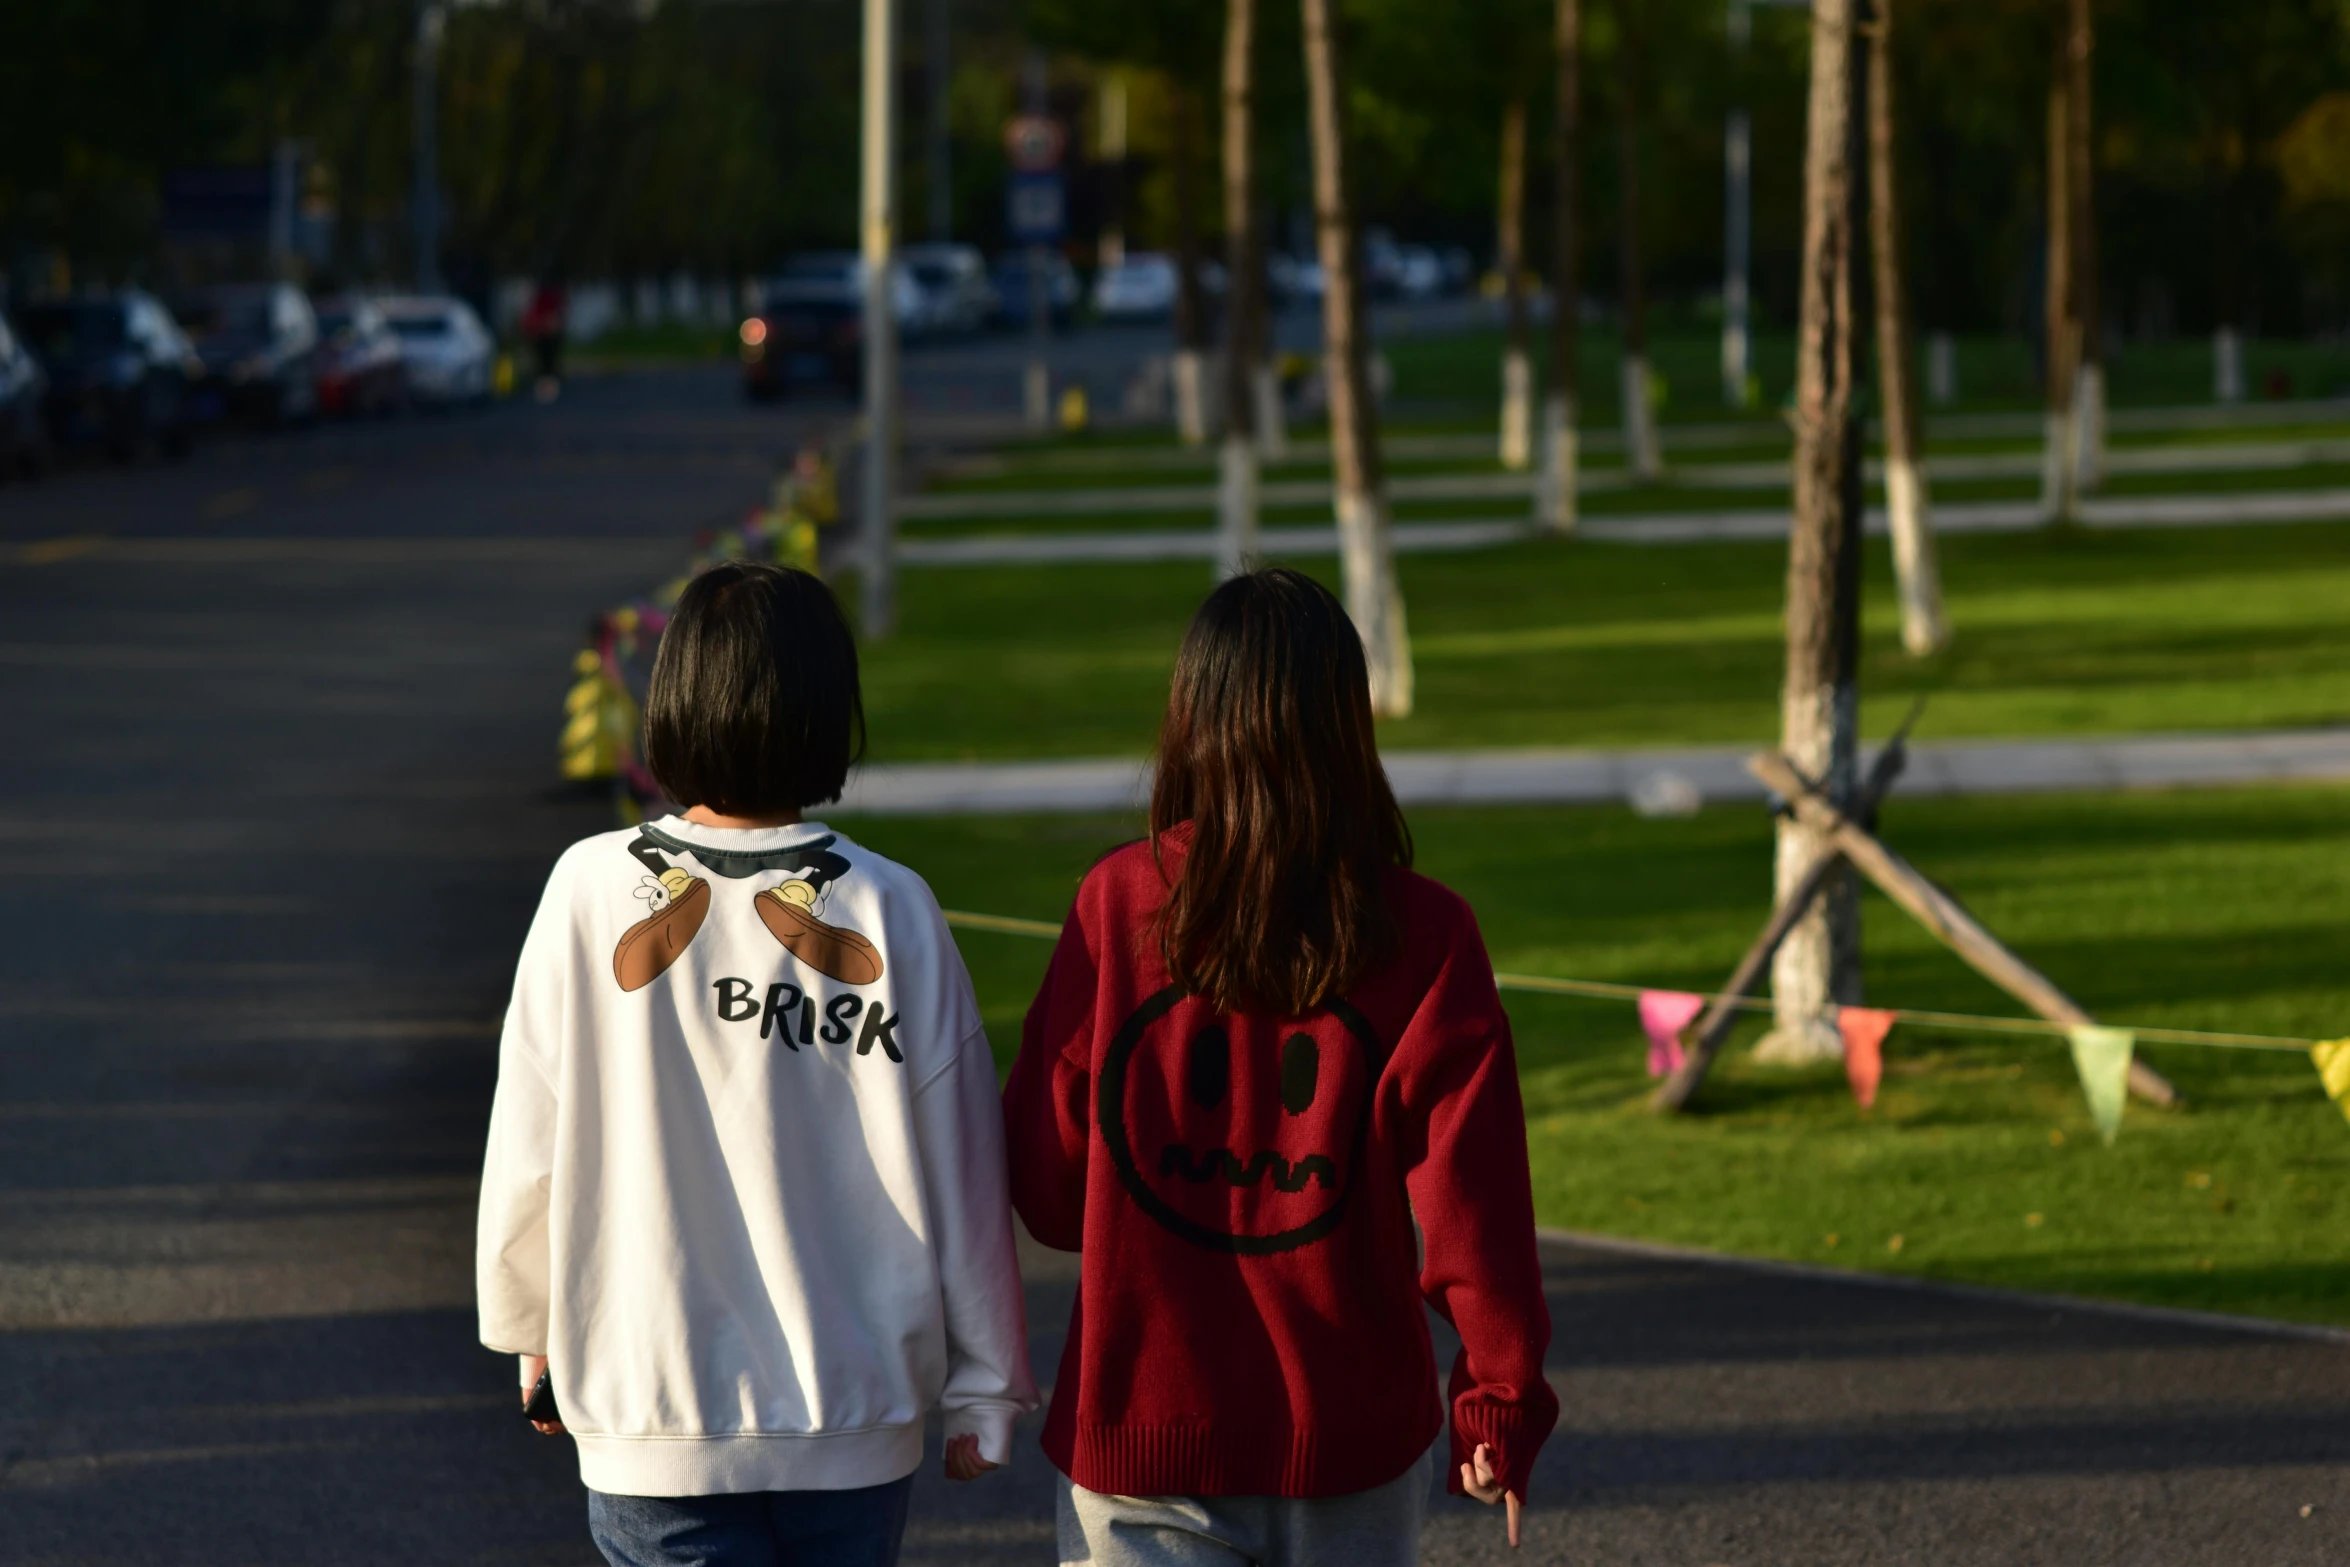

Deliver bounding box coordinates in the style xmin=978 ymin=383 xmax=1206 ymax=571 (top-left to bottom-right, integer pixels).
xmin=646 ymin=815 xmax=838 ymax=854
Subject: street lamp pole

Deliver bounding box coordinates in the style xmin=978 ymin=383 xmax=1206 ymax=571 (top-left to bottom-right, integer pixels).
xmin=861 ymin=0 xmax=900 ymax=635
xmin=413 ymin=1 xmax=445 ymax=292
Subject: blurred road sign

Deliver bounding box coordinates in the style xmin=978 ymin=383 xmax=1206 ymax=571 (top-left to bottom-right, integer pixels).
xmin=1004 ymin=114 xmax=1066 ymax=173
xmin=1007 ymin=172 xmax=1066 ymax=244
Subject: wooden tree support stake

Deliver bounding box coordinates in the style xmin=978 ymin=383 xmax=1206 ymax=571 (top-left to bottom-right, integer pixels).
xmin=1652 ymin=719 xmax=1916 ymax=1114
xmin=1746 ymin=749 xmax=2180 ymax=1109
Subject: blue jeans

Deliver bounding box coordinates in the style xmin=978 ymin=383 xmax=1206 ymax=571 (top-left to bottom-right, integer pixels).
xmin=587 ymin=1476 xmax=915 ymax=1567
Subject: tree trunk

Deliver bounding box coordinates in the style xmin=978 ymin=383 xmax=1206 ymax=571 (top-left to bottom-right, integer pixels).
xmin=1217 ymin=0 xmax=1262 ymax=579
xmin=1498 ymin=97 xmax=1534 ymax=471
xmin=1867 ymin=0 xmax=1948 ymax=656
xmin=1301 ymin=0 xmax=1412 ymax=717
xmin=1758 ymin=0 xmax=1868 ymax=1066
xmin=1540 ymin=0 xmax=1583 ymax=533
xmin=1615 ymin=8 xmax=1661 ymax=481
xmin=2066 ymin=0 xmax=2103 ymax=491
xmin=1172 ymin=84 xmax=1212 ymax=447
xmin=2040 ymin=29 xmax=2080 ymax=524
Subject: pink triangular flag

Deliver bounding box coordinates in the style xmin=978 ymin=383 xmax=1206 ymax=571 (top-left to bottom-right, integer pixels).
xmin=1639 ymin=990 xmax=1707 ymax=1078
xmin=1839 ymin=1007 xmax=1897 ymax=1109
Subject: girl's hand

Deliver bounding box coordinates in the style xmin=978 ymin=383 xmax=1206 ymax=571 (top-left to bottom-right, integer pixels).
xmin=1460 ymin=1443 xmax=1522 ymax=1549
xmin=519 ymin=1354 xmax=565 ymax=1436
xmin=943 ymin=1433 xmax=999 ymax=1482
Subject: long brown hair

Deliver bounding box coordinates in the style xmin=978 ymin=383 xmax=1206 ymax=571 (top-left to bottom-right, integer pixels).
xmin=1150 ymin=569 xmax=1412 ymax=1015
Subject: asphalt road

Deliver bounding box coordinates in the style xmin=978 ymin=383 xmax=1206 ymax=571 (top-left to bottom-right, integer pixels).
xmin=3 ymin=358 xmax=2348 ymax=1565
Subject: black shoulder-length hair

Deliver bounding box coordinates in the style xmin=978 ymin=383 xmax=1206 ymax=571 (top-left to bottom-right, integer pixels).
xmin=643 ymin=562 xmax=864 ymax=813
xmin=1150 ymin=568 xmax=1412 ymax=1016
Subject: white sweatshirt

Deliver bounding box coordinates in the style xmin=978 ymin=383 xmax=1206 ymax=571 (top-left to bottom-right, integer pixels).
xmin=477 ymin=816 xmax=1036 ymax=1496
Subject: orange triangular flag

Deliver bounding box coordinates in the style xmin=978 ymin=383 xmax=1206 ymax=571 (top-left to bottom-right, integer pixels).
xmin=1838 ymin=1007 xmax=1897 ymax=1109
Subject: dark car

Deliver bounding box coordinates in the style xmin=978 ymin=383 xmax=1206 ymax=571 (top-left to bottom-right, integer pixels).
xmin=0 ymin=309 xmax=52 ymax=478
xmin=313 ymin=297 xmax=407 ymax=417
xmin=739 ymin=296 xmax=861 ymax=401
xmin=988 ymin=251 xmax=1079 ymax=330
xmin=17 ymin=292 xmax=200 ymax=461
xmin=179 ymin=282 xmax=319 ymax=425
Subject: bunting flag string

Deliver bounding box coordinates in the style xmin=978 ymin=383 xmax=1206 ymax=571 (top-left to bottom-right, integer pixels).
xmin=1837 ymin=1007 xmax=1898 ymax=1110
xmin=929 ymin=920 xmax=2338 ymax=1138
xmin=1637 ymin=990 xmax=1707 ymax=1079
xmin=2312 ymin=1039 xmax=2350 ymax=1126
xmin=2067 ymin=1025 xmax=2136 ymax=1146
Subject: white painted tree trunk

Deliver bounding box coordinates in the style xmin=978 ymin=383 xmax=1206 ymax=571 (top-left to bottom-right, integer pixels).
xmin=1216 ymin=433 xmax=1260 ymax=579
xmin=1335 ymin=485 xmax=1413 ymax=716
xmin=1885 ymin=454 xmax=1947 ymax=655
xmin=2214 ymin=327 xmax=2244 ymax=403
xmin=2041 ymin=402 xmax=2079 ymax=523
xmin=1500 ymin=349 xmax=1533 ymax=470
xmin=1253 ymin=363 xmax=1286 ymax=456
xmin=1174 ymin=349 xmax=1208 ymax=444
xmin=1537 ymin=392 xmax=1579 ymax=533
xmin=1759 ymin=689 xmax=1862 ymax=1064
xmin=2073 ymin=360 xmax=2106 ymax=490
xmin=1927 ymin=332 xmax=1957 ymax=405
xmin=1620 ymin=354 xmax=1661 ymax=479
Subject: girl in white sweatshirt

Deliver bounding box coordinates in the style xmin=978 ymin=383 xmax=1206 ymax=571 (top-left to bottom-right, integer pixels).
xmin=477 ymin=562 xmax=1034 ymax=1567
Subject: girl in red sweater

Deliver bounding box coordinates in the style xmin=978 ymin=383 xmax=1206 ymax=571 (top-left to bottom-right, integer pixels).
xmin=1004 ymin=568 xmax=1557 ymax=1564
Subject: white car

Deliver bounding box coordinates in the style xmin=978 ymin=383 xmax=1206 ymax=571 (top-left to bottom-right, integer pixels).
xmin=768 ymin=253 xmax=926 ymax=336
xmin=1093 ymin=253 xmax=1181 ymax=322
xmin=375 ymin=295 xmax=495 ymax=405
xmin=900 ymin=244 xmax=997 ymax=336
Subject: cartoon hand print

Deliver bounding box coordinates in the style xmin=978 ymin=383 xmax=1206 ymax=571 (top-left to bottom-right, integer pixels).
xmin=614 ymin=864 xmax=709 ymax=991
xmin=612 ymin=825 xmax=885 ymax=991
xmin=756 ymin=878 xmax=883 ymax=986
xmin=1097 ymin=987 xmax=1388 ymax=1256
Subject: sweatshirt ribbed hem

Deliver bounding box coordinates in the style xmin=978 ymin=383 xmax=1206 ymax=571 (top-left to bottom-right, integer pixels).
xmin=1059 ymin=1415 xmax=1440 ymax=1500
xmin=576 ymin=1423 xmax=923 ymax=1497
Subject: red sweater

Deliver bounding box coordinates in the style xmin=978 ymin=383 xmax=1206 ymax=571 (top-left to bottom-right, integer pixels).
xmin=1003 ymin=832 xmax=1558 ymax=1502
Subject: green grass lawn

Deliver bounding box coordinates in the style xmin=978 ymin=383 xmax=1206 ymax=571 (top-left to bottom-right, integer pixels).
xmin=849 ymin=519 xmax=2350 ymax=761
xmin=837 ymin=785 xmax=2350 ymax=1326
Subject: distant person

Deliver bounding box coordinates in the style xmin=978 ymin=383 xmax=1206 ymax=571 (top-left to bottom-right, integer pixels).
xmin=1004 ymin=568 xmax=1558 ymax=1565
xmin=521 ymin=278 xmax=567 ymax=401
xmin=478 ymin=562 xmax=1034 ymax=1567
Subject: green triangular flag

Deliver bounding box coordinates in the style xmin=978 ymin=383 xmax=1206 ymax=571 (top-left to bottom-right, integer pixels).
xmin=2312 ymin=1039 xmax=2350 ymax=1126
xmin=2068 ymin=1025 xmax=2134 ymax=1146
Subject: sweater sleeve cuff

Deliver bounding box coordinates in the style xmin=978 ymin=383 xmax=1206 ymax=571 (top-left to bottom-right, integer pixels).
xmin=1448 ymin=1401 xmax=1549 ymax=1505
xmin=943 ymin=1402 xmax=1020 ymax=1467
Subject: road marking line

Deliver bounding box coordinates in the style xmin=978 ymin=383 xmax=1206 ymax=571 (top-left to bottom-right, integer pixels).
xmin=16 ymin=535 xmax=105 ymax=565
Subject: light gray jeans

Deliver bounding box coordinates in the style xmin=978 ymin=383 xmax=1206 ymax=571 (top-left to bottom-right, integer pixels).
xmin=1055 ymin=1446 xmax=1435 ymax=1567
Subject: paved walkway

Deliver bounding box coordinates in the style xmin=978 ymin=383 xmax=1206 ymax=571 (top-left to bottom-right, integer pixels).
xmin=836 ymin=727 xmax=2350 ymax=815
xmin=907 ymin=437 xmax=2350 ymax=520
xmin=894 ymin=486 xmax=2350 ymax=564
xmin=892 ymin=1228 xmax=2350 ymax=1565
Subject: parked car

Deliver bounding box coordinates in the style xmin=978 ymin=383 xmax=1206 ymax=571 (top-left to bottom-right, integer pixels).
xmin=1395 ymin=245 xmax=1445 ymax=301
xmin=767 ymin=252 xmax=924 ymax=333
xmin=1437 ymin=246 xmax=1477 ymax=297
xmin=901 ymin=243 xmax=997 ymax=336
xmin=375 ymin=295 xmax=495 ymax=406
xmin=1092 ymin=253 xmax=1181 ymax=322
xmin=738 ymin=295 xmax=861 ymax=401
xmin=0 ymin=309 xmax=52 ymax=477
xmin=180 ymin=282 xmax=319 ymax=424
xmin=988 ymin=250 xmax=1080 ymax=330
xmin=1361 ymin=228 xmax=1406 ymax=300
xmin=17 ymin=292 xmax=200 ymax=461
xmin=312 ymin=297 xmax=408 ymax=417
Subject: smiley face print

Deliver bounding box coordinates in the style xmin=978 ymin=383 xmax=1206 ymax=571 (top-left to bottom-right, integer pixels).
xmin=1097 ymin=986 xmax=1389 ymax=1256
